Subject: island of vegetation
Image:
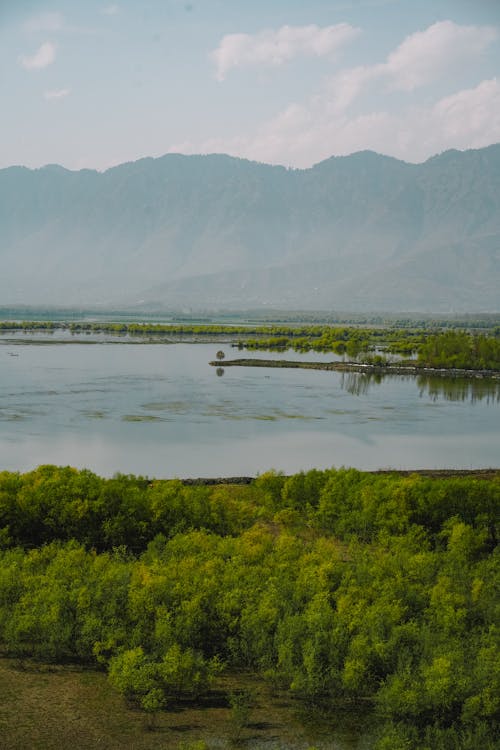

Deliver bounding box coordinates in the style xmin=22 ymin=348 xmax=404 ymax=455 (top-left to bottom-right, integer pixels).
xmin=225 ymin=330 xmax=500 ymax=372
xmin=0 ymin=465 xmax=498 ymax=749
xmin=2 ymin=320 xmax=499 ymax=372
xmin=208 ymin=328 xmax=500 ymax=382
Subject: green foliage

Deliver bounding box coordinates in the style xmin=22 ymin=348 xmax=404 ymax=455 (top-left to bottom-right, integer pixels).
xmin=0 ymin=466 xmax=262 ymax=551
xmin=0 ymin=466 xmax=497 ymax=746
xmin=178 ymin=742 xmax=210 ymax=750
xmin=418 ymin=330 xmax=500 ymax=370
xmin=5 ymin=319 xmax=499 ymax=369
xmin=228 ymin=688 xmax=255 ymax=738
xmin=108 ymin=643 xmax=221 ymax=710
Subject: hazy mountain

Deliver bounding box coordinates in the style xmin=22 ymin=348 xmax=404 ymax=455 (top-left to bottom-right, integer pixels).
xmin=1 ymin=145 xmax=499 ymax=312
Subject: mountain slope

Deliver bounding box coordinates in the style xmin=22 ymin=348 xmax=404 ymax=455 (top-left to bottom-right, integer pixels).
xmin=1 ymin=146 xmax=499 ymax=311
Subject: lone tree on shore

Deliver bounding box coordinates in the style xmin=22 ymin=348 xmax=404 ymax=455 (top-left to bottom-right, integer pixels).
xmin=216 ymin=350 xmax=225 ymax=361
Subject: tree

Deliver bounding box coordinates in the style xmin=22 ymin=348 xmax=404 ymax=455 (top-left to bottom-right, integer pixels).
xmin=108 ymin=643 xmax=222 ymax=712
xmin=228 ymin=688 xmax=255 ymax=741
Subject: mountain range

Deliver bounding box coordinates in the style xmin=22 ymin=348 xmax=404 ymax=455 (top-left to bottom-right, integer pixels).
xmin=1 ymin=145 xmax=499 ymax=312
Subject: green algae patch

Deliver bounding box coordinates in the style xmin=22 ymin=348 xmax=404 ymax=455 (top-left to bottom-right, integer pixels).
xmin=121 ymin=414 xmax=166 ymax=422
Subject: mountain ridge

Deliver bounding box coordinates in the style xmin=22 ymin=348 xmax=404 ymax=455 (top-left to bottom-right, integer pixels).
xmin=1 ymin=145 xmax=499 ymax=312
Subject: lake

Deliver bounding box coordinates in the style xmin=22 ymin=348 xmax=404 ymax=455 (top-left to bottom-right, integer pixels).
xmin=1 ymin=338 xmax=499 ymax=477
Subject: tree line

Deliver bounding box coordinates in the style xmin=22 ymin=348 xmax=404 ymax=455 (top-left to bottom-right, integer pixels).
xmin=417 ymin=330 xmax=500 ymax=370
xmin=2 ymin=320 xmax=500 ymax=368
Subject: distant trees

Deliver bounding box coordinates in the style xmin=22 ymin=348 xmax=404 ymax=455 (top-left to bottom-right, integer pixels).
xmin=3 ymin=320 xmax=499 ymax=370
xmin=418 ymin=330 xmax=500 ymax=369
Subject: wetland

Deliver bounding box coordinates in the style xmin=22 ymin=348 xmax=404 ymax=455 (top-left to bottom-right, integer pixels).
xmin=0 ymin=321 xmax=498 ymax=750
xmin=1 ymin=330 xmax=499 ymax=477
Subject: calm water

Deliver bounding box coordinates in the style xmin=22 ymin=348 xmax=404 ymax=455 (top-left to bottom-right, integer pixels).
xmin=0 ymin=339 xmax=499 ymax=477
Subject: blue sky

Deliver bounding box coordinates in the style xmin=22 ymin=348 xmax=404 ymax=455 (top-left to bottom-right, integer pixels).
xmin=1 ymin=0 xmax=500 ymax=170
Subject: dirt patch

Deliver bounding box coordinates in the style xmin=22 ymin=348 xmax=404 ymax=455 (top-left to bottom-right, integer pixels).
xmin=0 ymin=659 xmax=374 ymax=749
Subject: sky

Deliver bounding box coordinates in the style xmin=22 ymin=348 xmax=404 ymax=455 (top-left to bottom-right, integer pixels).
xmin=1 ymin=0 xmax=500 ymax=171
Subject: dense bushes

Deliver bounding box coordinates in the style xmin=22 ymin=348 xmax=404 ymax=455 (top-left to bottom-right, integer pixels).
xmin=0 ymin=466 xmax=498 ymax=748
xmin=0 ymin=466 xmax=261 ymax=550
xmin=418 ymin=330 xmax=500 ymax=370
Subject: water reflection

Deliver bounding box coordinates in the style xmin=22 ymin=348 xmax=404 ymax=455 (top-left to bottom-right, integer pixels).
xmin=341 ymin=372 xmax=383 ymax=396
xmin=417 ymin=374 xmax=500 ymax=403
xmin=341 ymin=371 xmax=500 ymax=403
xmin=1 ymin=341 xmax=499 ymax=475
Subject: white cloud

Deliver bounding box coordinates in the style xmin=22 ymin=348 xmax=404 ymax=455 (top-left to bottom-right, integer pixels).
xmin=44 ymin=88 xmax=71 ymax=101
xmin=385 ymin=20 xmax=498 ymax=91
xmin=19 ymin=42 xmax=56 ymax=71
xmin=24 ymin=12 xmax=64 ymax=33
xmin=431 ymin=78 xmax=500 ymax=148
xmin=212 ymin=23 xmax=361 ymax=81
xmin=101 ymin=4 xmax=119 ymax=15
xmin=322 ymin=20 xmax=499 ymax=115
xmin=173 ymin=20 xmax=500 ymax=167
xmin=321 ymin=64 xmax=380 ymax=113
xmin=169 ymin=77 xmax=500 ymax=167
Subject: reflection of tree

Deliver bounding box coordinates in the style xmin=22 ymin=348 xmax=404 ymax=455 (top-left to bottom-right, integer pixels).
xmin=340 ymin=371 xmax=500 ymax=403
xmin=216 ymin=367 xmax=225 ymax=377
xmin=417 ymin=375 xmax=500 ymax=403
xmin=341 ymin=372 xmax=383 ymax=395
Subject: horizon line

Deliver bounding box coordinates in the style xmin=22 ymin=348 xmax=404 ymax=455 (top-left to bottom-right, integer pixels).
xmin=2 ymin=142 xmax=500 ymax=175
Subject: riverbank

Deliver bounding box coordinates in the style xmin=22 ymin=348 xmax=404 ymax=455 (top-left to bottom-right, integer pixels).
xmin=211 ymin=357 xmax=500 ymax=379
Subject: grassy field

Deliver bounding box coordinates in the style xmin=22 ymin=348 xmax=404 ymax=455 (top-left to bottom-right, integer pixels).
xmin=0 ymin=658 xmax=372 ymax=750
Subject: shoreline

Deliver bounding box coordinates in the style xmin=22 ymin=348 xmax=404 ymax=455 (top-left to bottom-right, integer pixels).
xmin=210 ymin=358 xmax=500 ymax=379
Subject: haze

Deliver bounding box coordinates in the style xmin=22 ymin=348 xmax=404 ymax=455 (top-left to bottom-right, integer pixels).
xmin=1 ymin=0 xmax=499 ymax=171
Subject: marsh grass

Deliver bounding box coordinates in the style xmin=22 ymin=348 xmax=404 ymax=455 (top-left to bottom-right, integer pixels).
xmin=0 ymin=659 xmax=373 ymax=750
